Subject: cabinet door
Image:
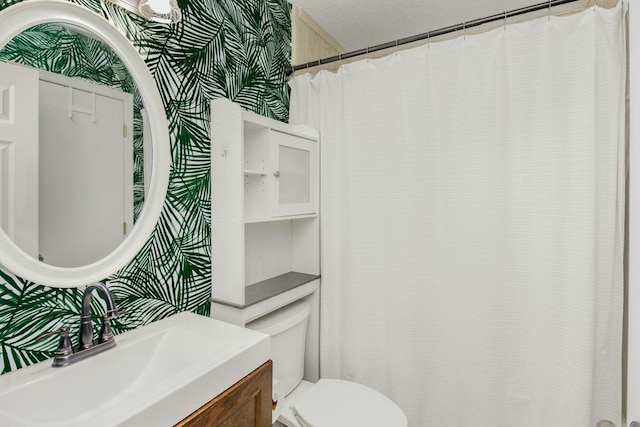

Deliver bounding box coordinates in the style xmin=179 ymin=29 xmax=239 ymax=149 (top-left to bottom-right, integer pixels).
xmin=270 ymin=130 xmax=317 ymax=217
xmin=176 ymin=360 xmax=273 ymax=427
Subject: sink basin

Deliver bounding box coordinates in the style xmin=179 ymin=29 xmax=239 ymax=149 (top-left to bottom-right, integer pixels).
xmin=0 ymin=312 xmax=270 ymax=426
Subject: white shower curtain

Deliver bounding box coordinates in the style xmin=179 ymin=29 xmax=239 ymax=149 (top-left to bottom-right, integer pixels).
xmin=290 ymin=5 xmax=625 ymax=427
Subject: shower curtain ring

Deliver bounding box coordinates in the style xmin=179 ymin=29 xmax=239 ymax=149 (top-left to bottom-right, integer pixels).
xmin=548 ymin=0 xmax=551 ymax=21
xmin=503 ymin=11 xmax=507 ymax=31
xmin=463 ymin=21 xmax=466 ymax=40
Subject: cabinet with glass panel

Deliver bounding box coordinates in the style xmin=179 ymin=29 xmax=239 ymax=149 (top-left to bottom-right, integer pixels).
xmin=210 ymin=98 xmax=319 ymax=326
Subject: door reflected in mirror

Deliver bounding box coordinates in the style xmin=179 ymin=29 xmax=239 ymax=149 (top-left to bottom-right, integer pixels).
xmin=0 ymin=22 xmax=149 ymax=268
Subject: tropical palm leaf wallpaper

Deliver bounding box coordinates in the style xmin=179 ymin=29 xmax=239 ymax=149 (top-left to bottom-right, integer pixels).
xmin=0 ymin=0 xmax=291 ymax=374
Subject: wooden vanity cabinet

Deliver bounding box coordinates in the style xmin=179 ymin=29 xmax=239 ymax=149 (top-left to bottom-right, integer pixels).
xmin=176 ymin=360 xmax=273 ymax=427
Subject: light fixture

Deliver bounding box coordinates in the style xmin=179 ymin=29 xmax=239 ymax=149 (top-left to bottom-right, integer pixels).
xmin=137 ymin=0 xmax=182 ymax=24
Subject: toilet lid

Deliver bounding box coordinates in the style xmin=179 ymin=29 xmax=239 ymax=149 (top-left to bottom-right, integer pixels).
xmin=292 ymin=379 xmax=407 ymax=427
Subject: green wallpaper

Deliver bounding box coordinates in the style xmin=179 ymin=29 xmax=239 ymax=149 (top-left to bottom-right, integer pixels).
xmin=0 ymin=0 xmax=291 ymax=374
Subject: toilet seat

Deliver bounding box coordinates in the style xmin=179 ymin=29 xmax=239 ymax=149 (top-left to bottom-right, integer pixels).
xmin=291 ymin=379 xmax=407 ymax=427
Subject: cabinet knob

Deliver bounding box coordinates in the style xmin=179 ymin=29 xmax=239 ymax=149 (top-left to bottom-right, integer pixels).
xmin=273 ymin=171 xmax=280 ymax=178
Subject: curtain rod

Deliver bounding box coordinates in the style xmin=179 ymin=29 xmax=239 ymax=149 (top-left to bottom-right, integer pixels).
xmin=286 ymin=0 xmax=580 ymax=76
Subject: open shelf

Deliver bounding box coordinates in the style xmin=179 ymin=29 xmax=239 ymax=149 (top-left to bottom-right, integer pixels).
xmin=245 ymin=271 xmax=320 ymax=307
xmin=244 ymin=213 xmax=317 ymax=224
xmin=212 ymin=271 xmax=320 ymax=309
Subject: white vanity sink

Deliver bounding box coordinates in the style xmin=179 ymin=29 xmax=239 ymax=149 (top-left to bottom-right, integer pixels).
xmin=0 ymin=312 xmax=270 ymax=427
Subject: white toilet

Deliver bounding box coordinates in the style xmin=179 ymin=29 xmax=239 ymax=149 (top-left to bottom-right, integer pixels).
xmin=247 ymin=300 xmax=408 ymax=427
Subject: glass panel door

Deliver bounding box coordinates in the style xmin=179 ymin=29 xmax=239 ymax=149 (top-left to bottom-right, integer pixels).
xmin=270 ymin=130 xmax=316 ymax=217
xmin=279 ymin=145 xmax=310 ymax=205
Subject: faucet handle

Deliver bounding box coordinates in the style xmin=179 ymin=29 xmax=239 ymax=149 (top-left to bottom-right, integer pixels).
xmin=104 ymin=308 xmax=127 ymax=321
xmin=99 ymin=314 xmax=115 ymax=344
xmin=36 ymin=326 xmax=73 ymax=357
xmin=98 ymin=309 xmax=128 ymax=344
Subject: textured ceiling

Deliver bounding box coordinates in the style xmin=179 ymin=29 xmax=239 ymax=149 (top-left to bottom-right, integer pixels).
xmin=288 ymin=0 xmax=579 ymax=52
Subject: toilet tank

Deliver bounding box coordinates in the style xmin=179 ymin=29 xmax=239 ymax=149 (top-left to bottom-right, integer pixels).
xmin=247 ymin=300 xmax=310 ymax=397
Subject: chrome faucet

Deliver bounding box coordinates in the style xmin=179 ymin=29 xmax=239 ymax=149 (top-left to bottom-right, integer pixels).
xmin=38 ymin=283 xmax=122 ymax=367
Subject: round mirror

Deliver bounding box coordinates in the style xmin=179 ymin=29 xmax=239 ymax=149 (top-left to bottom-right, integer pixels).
xmin=1 ymin=22 xmax=148 ymax=269
xmin=0 ymin=0 xmax=170 ymax=287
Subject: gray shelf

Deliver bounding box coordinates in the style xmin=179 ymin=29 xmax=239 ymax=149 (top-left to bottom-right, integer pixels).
xmin=212 ymin=271 xmax=320 ymax=309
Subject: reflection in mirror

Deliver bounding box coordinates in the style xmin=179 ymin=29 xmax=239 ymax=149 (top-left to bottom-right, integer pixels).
xmin=0 ymin=23 xmax=148 ymax=267
xmin=0 ymin=0 xmax=170 ymax=288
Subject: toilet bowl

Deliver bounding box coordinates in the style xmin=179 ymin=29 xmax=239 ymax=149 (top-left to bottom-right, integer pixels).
xmin=247 ymin=300 xmax=407 ymax=427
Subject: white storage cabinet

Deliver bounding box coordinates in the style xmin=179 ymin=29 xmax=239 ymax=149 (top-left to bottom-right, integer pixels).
xmin=210 ymin=98 xmax=320 ymax=328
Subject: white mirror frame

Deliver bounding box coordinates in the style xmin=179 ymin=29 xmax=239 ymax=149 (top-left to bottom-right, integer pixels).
xmin=0 ymin=0 xmax=170 ymax=287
